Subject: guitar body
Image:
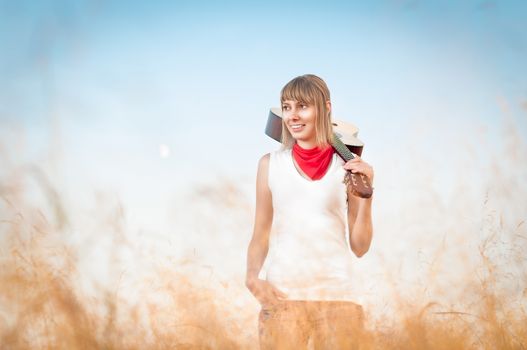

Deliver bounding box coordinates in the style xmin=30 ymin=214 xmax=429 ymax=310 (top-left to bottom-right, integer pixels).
xmin=265 ymin=107 xmax=364 ymax=157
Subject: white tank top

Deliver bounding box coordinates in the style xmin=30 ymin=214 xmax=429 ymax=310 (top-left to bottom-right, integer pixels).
xmin=266 ymin=147 xmax=357 ymax=302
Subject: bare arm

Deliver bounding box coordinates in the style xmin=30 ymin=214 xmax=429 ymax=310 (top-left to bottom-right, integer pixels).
xmin=246 ymin=153 xmax=273 ymax=282
xmin=347 ymin=194 xmax=373 ymax=257
xmin=245 ymin=154 xmax=288 ymax=305
xmin=344 ymin=156 xmax=374 ymax=257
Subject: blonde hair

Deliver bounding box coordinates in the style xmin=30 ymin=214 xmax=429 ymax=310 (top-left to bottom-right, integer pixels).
xmin=280 ymin=74 xmax=333 ymax=149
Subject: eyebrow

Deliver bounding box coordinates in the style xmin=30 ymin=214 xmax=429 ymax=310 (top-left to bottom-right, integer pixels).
xmin=282 ymin=101 xmax=306 ymax=106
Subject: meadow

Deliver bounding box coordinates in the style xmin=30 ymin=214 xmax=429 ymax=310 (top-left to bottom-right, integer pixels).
xmin=0 ymin=116 xmax=526 ymax=349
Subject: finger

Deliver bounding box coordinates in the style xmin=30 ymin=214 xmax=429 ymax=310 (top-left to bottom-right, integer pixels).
xmin=344 ymin=162 xmax=359 ymax=168
xmin=258 ymin=297 xmax=270 ymax=306
xmin=267 ymin=296 xmax=279 ymax=305
xmin=351 ymin=167 xmax=366 ymax=173
xmin=345 ymin=165 xmax=360 ymax=172
xmin=345 ymin=158 xmax=361 ymax=165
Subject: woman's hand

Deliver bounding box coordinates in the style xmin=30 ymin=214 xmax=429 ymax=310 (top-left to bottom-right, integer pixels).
xmin=245 ymin=277 xmax=288 ymax=306
xmin=343 ymin=155 xmax=374 ymax=184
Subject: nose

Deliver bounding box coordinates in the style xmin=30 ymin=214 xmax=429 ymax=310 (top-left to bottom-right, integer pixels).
xmin=288 ymin=107 xmax=300 ymax=120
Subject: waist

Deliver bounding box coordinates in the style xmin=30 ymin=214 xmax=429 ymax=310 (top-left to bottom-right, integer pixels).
xmin=268 ymin=239 xmax=352 ymax=266
xmin=265 ymin=277 xmax=357 ymax=302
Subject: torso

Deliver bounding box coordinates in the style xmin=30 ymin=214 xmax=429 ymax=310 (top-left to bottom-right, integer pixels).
xmin=265 ymin=148 xmax=359 ymax=302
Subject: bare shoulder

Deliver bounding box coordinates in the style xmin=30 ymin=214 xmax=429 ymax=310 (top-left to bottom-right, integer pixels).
xmin=256 ymin=153 xmax=270 ymax=179
xmin=257 ymin=153 xmax=271 ymax=173
xmin=259 ymin=153 xmax=270 ymax=165
xmin=256 ymin=153 xmax=273 ymax=206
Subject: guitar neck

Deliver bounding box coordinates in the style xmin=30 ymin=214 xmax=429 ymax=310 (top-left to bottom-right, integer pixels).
xmin=331 ymin=134 xmax=356 ymax=161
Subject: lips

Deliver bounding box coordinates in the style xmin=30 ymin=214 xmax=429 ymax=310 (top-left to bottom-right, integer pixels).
xmin=290 ymin=124 xmax=305 ymax=132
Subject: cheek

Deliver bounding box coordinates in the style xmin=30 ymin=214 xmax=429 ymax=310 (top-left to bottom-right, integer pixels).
xmin=302 ymin=111 xmax=316 ymax=123
xmin=305 ymin=117 xmax=315 ymax=126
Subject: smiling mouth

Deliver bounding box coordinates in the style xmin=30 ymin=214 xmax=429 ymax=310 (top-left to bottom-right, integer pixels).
xmin=291 ymin=124 xmax=305 ymax=131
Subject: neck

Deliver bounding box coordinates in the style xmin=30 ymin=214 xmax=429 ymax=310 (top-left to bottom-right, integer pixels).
xmin=296 ymin=139 xmax=317 ymax=149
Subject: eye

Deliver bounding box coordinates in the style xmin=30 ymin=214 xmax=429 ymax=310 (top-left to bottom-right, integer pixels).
xmin=300 ymin=104 xmax=307 ymax=109
xmin=282 ymin=105 xmax=290 ymax=110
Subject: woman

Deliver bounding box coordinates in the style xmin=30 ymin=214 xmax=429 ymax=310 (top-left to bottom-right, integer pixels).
xmin=245 ymin=74 xmax=374 ymax=349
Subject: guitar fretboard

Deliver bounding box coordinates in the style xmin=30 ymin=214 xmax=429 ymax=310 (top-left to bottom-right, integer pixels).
xmin=331 ymin=134 xmax=356 ymax=162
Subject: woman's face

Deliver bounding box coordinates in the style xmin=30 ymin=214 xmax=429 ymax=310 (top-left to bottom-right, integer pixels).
xmin=281 ymin=99 xmax=317 ymax=145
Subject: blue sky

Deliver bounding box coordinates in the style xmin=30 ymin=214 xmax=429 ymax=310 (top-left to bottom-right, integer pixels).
xmin=1 ymin=0 xmax=526 ymax=230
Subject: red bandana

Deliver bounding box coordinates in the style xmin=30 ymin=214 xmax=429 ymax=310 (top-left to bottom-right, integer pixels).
xmin=292 ymin=142 xmax=335 ymax=180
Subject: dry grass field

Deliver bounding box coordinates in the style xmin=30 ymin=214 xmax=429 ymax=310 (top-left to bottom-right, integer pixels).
xmin=0 ymin=117 xmax=526 ymax=349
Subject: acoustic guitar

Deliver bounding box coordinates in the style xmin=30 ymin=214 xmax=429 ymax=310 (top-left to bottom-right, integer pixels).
xmin=265 ymin=108 xmax=373 ymax=198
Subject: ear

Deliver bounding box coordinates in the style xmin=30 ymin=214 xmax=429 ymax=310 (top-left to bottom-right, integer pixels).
xmin=326 ymin=100 xmax=332 ymax=114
